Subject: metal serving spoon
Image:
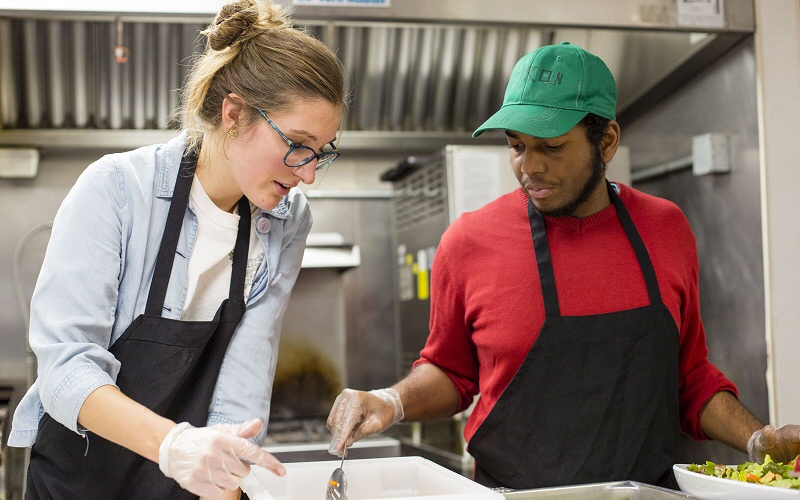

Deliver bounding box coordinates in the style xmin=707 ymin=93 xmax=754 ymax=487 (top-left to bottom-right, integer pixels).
xmin=325 ymin=447 xmax=348 ymax=500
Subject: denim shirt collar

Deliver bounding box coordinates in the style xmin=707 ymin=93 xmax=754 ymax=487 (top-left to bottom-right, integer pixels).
xmin=155 ymin=131 xmax=292 ymax=220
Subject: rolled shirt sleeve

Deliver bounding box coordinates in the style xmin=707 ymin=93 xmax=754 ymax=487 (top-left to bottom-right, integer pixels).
xmin=28 ymin=157 xmax=126 ymax=434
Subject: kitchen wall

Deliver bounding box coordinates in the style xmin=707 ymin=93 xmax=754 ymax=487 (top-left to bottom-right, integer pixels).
xmin=0 ymin=153 xmax=99 ymax=385
xmin=623 ymin=38 xmax=766 ymax=465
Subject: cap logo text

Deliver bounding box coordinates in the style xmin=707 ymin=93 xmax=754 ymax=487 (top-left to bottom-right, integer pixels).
xmin=537 ymin=69 xmax=563 ymax=85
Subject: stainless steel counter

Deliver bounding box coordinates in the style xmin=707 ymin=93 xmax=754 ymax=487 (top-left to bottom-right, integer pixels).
xmin=263 ymin=435 xmax=401 ymax=463
xmin=501 ymin=481 xmax=698 ymax=499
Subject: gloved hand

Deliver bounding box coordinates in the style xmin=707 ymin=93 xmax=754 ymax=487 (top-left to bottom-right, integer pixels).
xmin=747 ymin=424 xmax=800 ymax=463
xmin=327 ymin=388 xmax=404 ymax=457
xmin=159 ymin=418 xmax=285 ymax=497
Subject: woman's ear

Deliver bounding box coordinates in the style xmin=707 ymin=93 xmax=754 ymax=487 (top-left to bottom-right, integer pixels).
xmin=221 ymin=93 xmax=244 ymax=131
xmin=601 ymin=120 xmax=621 ymax=164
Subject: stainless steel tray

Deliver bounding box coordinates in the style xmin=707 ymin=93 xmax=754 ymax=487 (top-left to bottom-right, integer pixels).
xmin=501 ymin=481 xmax=699 ymax=499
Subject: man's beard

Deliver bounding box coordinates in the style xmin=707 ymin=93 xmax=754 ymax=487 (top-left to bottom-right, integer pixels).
xmin=536 ymin=147 xmax=606 ymax=217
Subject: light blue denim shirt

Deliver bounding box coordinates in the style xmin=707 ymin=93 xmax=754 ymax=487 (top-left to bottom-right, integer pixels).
xmin=9 ymin=131 xmax=311 ymax=447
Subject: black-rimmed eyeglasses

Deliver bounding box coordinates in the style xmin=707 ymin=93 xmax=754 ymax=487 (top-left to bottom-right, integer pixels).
xmin=257 ymin=109 xmax=340 ymax=171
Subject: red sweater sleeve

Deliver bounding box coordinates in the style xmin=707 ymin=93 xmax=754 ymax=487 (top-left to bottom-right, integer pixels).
xmin=672 ymin=219 xmax=739 ymax=439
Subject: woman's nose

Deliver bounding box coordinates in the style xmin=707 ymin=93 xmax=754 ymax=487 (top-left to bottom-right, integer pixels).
xmin=293 ymin=161 xmax=317 ymax=184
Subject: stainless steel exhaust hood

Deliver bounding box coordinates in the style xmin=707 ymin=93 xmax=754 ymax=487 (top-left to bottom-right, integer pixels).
xmin=0 ymin=0 xmax=754 ymax=153
xmin=0 ymin=0 xmax=755 ymax=30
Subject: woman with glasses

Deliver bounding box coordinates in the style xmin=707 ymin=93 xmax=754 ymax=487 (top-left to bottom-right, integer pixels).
xmin=8 ymin=1 xmax=347 ymax=498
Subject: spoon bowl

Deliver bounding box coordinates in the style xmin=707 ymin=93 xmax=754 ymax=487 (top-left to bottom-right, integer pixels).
xmin=325 ymin=448 xmax=348 ymax=500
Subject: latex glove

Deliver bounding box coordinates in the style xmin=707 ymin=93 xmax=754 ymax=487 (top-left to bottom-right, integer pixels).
xmin=240 ymin=471 xmax=277 ymax=500
xmin=327 ymin=388 xmax=404 ymax=457
xmin=747 ymin=424 xmax=800 ymax=463
xmin=159 ymin=418 xmax=285 ymax=497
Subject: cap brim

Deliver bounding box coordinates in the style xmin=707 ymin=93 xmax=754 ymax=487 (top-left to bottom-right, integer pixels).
xmin=473 ymin=104 xmax=588 ymax=139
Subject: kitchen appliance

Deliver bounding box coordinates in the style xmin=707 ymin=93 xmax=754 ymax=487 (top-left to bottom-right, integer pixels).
xmin=381 ymin=145 xmax=518 ymax=378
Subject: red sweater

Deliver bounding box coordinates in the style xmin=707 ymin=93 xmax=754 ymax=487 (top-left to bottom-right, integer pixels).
xmin=415 ymin=184 xmax=737 ymax=443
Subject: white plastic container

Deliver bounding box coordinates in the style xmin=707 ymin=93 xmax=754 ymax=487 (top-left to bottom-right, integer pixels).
xmin=241 ymin=456 xmax=506 ymax=500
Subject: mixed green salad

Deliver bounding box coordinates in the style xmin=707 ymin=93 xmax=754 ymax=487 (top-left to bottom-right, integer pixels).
xmin=688 ymin=454 xmax=800 ymax=489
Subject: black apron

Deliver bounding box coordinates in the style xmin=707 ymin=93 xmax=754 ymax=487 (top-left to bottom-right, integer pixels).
xmin=468 ymin=182 xmax=680 ymax=490
xmin=26 ymin=150 xmax=252 ymax=499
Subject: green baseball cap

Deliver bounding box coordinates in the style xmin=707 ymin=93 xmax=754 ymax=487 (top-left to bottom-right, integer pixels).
xmin=473 ymin=42 xmax=617 ymax=139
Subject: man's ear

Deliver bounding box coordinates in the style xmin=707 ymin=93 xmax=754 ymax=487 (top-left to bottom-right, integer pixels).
xmin=221 ymin=93 xmax=245 ymax=130
xmin=601 ymin=120 xmax=621 ymax=164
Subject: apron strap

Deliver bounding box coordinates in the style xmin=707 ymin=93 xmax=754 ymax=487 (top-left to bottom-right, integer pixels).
xmin=145 ymin=149 xmax=252 ymax=316
xmin=528 ymin=181 xmax=664 ymax=319
xmin=145 ymin=150 xmax=198 ymax=316
xmin=229 ymin=196 xmax=251 ymax=300
xmin=607 ymin=181 xmax=663 ymax=305
xmin=528 ymin=199 xmax=560 ymax=317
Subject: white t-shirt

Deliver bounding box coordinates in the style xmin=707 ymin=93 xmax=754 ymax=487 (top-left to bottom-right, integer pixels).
xmin=182 ymin=175 xmax=264 ymax=321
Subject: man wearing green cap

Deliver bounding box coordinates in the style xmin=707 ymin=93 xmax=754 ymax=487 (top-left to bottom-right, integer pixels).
xmin=327 ymin=42 xmax=800 ymax=490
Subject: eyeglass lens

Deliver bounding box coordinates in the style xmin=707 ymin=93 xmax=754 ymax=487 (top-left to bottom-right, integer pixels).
xmin=285 ymin=145 xmax=338 ymax=170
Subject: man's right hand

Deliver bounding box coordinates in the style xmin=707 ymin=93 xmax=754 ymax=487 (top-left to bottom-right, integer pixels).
xmin=327 ymin=388 xmax=404 ymax=457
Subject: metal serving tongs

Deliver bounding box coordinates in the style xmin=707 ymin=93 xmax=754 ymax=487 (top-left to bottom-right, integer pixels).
xmin=325 ymin=446 xmax=348 ymax=500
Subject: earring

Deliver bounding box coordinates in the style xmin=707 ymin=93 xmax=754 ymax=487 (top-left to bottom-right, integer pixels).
xmin=227 ymin=128 xmax=238 ymax=138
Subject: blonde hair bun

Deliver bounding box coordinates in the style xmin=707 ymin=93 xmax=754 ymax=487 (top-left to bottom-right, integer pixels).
xmin=181 ymin=0 xmax=346 ymax=152
xmin=204 ymin=0 xmax=287 ymax=51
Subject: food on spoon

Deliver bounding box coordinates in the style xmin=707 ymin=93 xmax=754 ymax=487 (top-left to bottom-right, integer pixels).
xmin=688 ymin=454 xmax=800 ymax=489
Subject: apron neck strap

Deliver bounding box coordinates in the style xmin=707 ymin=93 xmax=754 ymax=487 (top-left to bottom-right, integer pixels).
xmin=229 ymin=196 xmax=251 ymax=300
xmin=145 ymin=149 xmax=251 ymax=316
xmin=607 ymin=181 xmax=663 ymax=305
xmin=528 ymin=198 xmax=561 ymax=317
xmin=528 ymin=181 xmax=663 ymax=318
xmin=145 ymin=150 xmax=197 ymax=316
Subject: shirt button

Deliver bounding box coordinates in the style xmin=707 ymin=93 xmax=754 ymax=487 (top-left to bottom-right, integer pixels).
xmin=256 ymin=217 xmax=272 ymax=234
